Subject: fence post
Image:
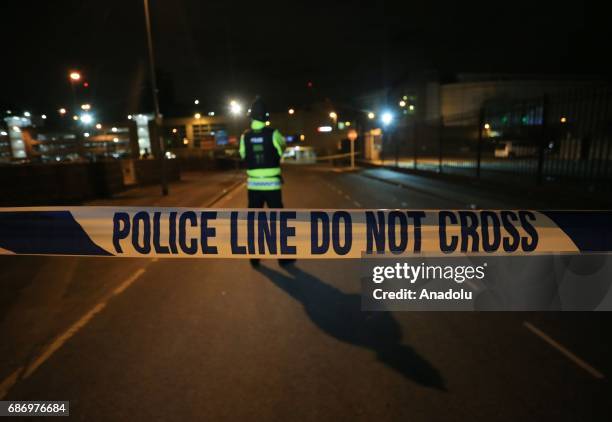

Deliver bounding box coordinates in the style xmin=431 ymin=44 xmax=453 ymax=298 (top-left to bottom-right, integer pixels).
xmin=413 ymin=122 xmax=418 ymax=170
xmin=537 ymin=95 xmax=548 ymax=184
xmin=476 ymin=108 xmax=484 ymax=178
xmin=393 ymin=130 xmax=398 ymax=167
xmin=438 ymin=121 xmax=443 ymax=173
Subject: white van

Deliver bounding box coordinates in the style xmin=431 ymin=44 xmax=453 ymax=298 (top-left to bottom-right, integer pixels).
xmin=282 ymin=146 xmax=317 ymax=164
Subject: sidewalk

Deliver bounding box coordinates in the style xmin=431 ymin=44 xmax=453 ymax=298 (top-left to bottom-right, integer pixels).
xmin=359 ymin=166 xmax=612 ymax=209
xmin=86 ymin=170 xmax=244 ymax=208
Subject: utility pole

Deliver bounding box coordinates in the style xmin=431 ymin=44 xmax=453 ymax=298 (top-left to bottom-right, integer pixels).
xmin=144 ymin=0 xmax=168 ymax=196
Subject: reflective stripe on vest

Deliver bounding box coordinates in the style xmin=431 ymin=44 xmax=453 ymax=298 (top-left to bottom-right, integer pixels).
xmin=247 ymin=176 xmax=282 ymax=191
xmin=246 ymin=167 xmax=281 ymax=177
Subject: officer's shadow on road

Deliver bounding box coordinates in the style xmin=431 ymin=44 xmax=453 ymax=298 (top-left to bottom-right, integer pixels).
xmin=255 ymin=264 xmax=446 ymax=391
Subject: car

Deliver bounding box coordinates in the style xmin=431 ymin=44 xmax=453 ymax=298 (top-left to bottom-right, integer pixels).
xmin=282 ymin=146 xmax=317 ymax=164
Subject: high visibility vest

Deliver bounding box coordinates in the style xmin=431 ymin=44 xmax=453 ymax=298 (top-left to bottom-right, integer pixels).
xmin=243 ymin=126 xmax=282 ymax=191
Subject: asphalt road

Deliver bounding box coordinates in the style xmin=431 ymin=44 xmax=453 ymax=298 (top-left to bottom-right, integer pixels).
xmin=0 ymin=165 xmax=610 ymax=421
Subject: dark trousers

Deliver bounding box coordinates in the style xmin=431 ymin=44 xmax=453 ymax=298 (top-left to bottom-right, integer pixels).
xmin=248 ymin=189 xmax=284 ymax=208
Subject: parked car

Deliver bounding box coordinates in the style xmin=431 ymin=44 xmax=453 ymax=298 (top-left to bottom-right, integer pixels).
xmin=282 ymin=146 xmax=317 ymax=164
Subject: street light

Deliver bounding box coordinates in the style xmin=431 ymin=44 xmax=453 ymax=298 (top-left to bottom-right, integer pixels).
xmin=367 ymin=112 xmax=375 ymax=119
xmin=194 ymin=112 xmax=201 ymax=119
xmin=143 ymin=0 xmax=168 ymax=196
xmin=80 ymin=113 xmax=93 ymax=124
xmin=194 ymin=99 xmax=199 ymax=105
xmin=59 ymin=108 xmax=67 ymax=115
xmin=229 ymin=100 xmax=242 ymax=115
xmin=69 ymin=71 xmax=81 ymax=81
xmin=329 ymin=111 xmax=337 ymax=120
xmin=288 ymin=108 xmax=295 ymax=115
xmin=81 ymin=104 xmax=91 ymax=110
xmin=381 ymin=111 xmax=394 ymax=126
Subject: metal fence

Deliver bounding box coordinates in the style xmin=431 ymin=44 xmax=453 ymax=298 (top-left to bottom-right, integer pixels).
xmin=379 ymin=85 xmax=612 ymax=191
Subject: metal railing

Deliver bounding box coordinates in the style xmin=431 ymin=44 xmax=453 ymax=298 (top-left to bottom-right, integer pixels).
xmin=378 ymin=85 xmax=612 ymax=191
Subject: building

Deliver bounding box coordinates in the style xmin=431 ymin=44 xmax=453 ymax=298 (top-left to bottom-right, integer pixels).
xmin=163 ymin=102 xmax=357 ymax=158
xmin=1 ymin=114 xmax=139 ymax=163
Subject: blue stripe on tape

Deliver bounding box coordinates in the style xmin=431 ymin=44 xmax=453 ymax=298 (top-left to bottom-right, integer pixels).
xmin=0 ymin=211 xmax=112 ymax=256
xmin=541 ymin=211 xmax=612 ymax=252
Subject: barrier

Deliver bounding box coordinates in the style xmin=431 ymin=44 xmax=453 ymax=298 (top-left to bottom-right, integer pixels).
xmin=1 ymin=208 xmax=610 ymax=258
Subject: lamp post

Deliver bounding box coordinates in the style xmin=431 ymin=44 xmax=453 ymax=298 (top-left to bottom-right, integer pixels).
xmin=68 ymin=71 xmax=81 ymax=112
xmin=347 ymin=128 xmax=358 ymax=169
xmin=143 ymin=0 xmax=168 ymax=196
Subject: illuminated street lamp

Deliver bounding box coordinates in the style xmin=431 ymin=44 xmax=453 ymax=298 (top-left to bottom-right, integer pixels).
xmin=399 ymin=100 xmax=406 ymax=107
xmin=381 ymin=111 xmax=394 ymax=126
xmin=194 ymin=99 xmax=199 ymax=105
xmin=194 ymin=112 xmax=201 ymax=119
xmin=95 ymin=123 xmax=102 ymax=129
xmin=59 ymin=108 xmax=67 ymax=115
xmin=288 ymin=108 xmax=295 ymax=115
xmin=329 ymin=111 xmax=337 ymax=120
xmin=81 ymin=104 xmax=91 ymax=110
xmin=80 ymin=113 xmax=93 ymax=124
xmin=367 ymin=112 xmax=375 ymax=119
xmin=69 ymin=71 xmax=81 ymax=81
xmin=229 ymin=100 xmax=242 ymax=115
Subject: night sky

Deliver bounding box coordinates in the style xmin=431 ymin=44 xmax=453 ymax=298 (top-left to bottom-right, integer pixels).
xmin=1 ymin=1 xmax=609 ymax=119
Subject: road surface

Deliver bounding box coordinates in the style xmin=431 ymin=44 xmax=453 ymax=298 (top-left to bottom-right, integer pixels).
xmin=0 ymin=166 xmax=609 ymax=421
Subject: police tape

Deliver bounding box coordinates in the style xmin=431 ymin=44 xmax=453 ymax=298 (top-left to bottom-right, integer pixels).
xmin=0 ymin=208 xmax=610 ymax=258
xmin=315 ymin=152 xmax=360 ymax=161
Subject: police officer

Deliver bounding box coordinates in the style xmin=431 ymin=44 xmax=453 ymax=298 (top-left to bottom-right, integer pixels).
xmin=239 ymin=97 xmax=293 ymax=266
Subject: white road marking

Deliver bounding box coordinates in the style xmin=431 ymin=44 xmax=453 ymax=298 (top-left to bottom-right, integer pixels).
xmin=23 ymin=302 xmax=107 ymax=379
xmin=523 ymin=321 xmax=605 ymax=379
xmin=1 ymin=266 xmax=149 ymax=398
xmin=214 ymin=182 xmax=246 ymax=207
xmin=113 ymin=268 xmax=147 ymax=296
xmin=344 ymin=194 xmax=351 ymax=200
xmin=0 ymin=367 xmax=23 ymax=399
xmin=353 ymin=201 xmax=362 ymax=207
